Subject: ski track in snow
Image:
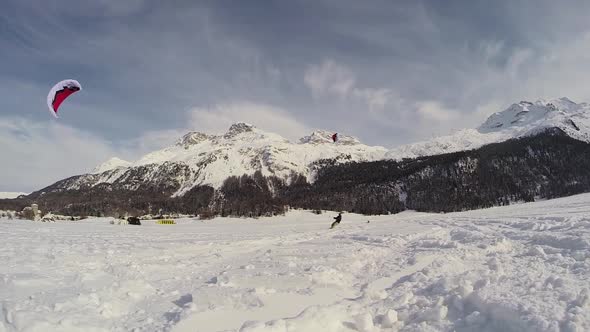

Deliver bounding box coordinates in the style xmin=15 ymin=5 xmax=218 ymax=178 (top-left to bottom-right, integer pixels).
xmin=2 ymin=195 xmax=590 ymax=331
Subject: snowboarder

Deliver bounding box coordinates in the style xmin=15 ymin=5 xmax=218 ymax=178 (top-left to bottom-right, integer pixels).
xmin=330 ymin=212 xmax=342 ymax=229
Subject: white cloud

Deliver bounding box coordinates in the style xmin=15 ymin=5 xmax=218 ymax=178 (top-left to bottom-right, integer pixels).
xmin=506 ymin=48 xmax=533 ymax=79
xmin=55 ymin=0 xmax=147 ymax=17
xmin=353 ymin=88 xmax=391 ymax=111
xmin=304 ymin=60 xmax=356 ymax=99
xmin=189 ymin=102 xmax=311 ymax=141
xmin=0 ymin=117 xmax=123 ymax=192
xmin=415 ymin=101 xmax=459 ymax=123
xmin=480 ymin=40 xmax=505 ymax=62
xmin=125 ymin=128 xmax=187 ymax=156
xmin=304 ymin=60 xmax=391 ymax=111
xmin=519 ymin=31 xmax=590 ymax=101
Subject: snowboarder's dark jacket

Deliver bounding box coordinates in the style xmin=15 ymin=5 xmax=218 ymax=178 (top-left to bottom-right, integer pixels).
xmin=330 ymin=213 xmax=342 ymax=229
xmin=334 ymin=213 xmax=342 ymax=223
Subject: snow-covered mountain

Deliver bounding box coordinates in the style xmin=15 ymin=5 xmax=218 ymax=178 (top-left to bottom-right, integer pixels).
xmin=92 ymin=157 xmax=132 ymax=174
xmin=43 ymin=97 xmax=590 ymax=198
xmin=72 ymin=123 xmax=387 ymax=196
xmin=386 ymin=97 xmax=590 ymax=159
xmin=14 ymin=97 xmax=590 ymax=217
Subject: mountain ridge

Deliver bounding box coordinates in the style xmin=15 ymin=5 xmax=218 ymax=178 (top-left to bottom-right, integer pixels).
xmin=6 ymin=127 xmax=590 ymax=217
xmin=385 ymin=97 xmax=590 ymax=159
xmin=11 ymin=97 xmax=590 ymax=213
xmin=74 ymin=123 xmax=388 ymax=196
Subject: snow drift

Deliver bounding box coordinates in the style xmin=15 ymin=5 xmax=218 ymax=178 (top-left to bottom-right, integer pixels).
xmin=1 ymin=193 xmax=589 ymax=331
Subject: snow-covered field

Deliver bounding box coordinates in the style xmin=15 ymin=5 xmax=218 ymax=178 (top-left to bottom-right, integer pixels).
xmin=2 ymin=195 xmax=590 ymax=332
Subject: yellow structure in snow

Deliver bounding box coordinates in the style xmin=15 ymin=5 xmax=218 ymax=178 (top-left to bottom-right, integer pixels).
xmin=156 ymin=219 xmax=176 ymax=225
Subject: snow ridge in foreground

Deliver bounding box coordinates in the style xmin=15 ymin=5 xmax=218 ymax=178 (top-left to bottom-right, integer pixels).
xmin=1 ymin=195 xmax=590 ymax=331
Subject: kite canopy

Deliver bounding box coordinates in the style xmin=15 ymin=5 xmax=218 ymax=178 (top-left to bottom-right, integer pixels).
xmin=46 ymin=79 xmax=82 ymax=118
xmin=332 ymin=133 xmax=338 ymax=142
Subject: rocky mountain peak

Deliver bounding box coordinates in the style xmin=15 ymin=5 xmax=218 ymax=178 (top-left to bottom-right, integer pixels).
xmin=176 ymin=131 xmax=211 ymax=148
xmin=299 ymin=130 xmax=361 ymax=145
xmin=224 ymin=123 xmax=255 ymax=138
xmin=477 ymin=97 xmax=587 ymax=134
xmin=91 ymin=157 xmax=132 ymax=174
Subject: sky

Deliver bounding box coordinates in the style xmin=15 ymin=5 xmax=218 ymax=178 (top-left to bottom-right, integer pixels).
xmin=3 ymin=0 xmax=590 ymax=192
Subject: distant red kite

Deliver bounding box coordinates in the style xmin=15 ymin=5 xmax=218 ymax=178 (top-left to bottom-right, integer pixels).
xmin=46 ymin=79 xmax=82 ymax=118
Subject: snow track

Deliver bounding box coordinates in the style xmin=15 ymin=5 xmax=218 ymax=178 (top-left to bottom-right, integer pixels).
xmin=2 ymin=195 xmax=590 ymax=331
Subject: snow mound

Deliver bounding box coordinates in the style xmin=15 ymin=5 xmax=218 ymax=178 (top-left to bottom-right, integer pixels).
xmin=2 ymin=194 xmax=590 ymax=331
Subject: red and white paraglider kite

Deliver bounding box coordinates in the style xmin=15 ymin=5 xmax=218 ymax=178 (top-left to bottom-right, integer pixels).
xmin=46 ymin=79 xmax=82 ymax=118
